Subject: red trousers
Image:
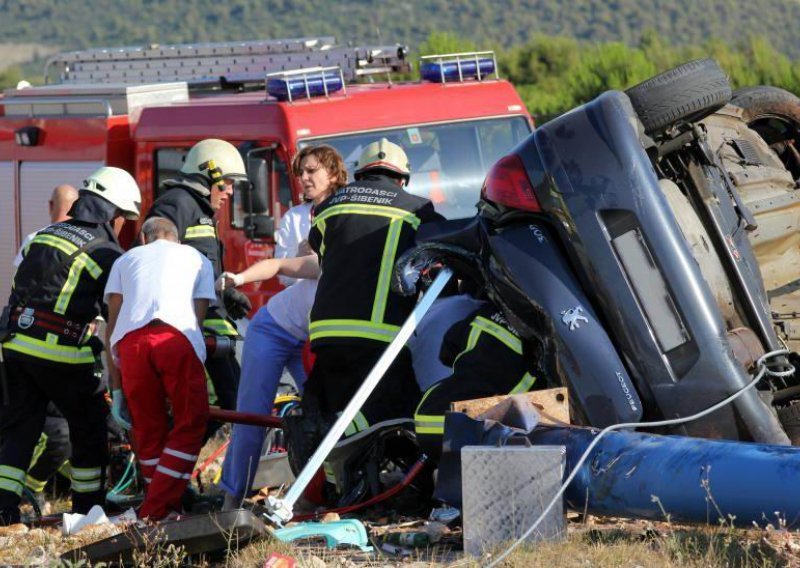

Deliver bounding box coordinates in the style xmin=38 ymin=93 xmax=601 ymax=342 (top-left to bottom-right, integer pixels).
xmin=117 ymin=322 xmax=209 ymax=520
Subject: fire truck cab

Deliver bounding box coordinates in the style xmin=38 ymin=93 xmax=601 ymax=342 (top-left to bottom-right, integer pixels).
xmin=0 ymin=37 xmax=532 ymax=310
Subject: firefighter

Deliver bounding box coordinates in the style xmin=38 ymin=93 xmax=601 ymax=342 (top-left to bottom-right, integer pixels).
xmin=414 ymin=302 xmax=541 ymax=463
xmin=0 ymin=166 xmax=141 ymax=525
xmin=8 ymin=184 xmax=79 ymax=508
xmin=144 ymin=139 xmax=251 ymax=421
xmin=304 ymin=138 xmax=441 ymax=437
xmin=217 ymin=139 xmax=442 ymax=472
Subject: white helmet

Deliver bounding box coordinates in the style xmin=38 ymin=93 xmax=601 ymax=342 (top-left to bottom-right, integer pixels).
xmin=354 ymin=138 xmax=410 ymax=183
xmin=82 ymin=167 xmax=141 ymax=220
xmin=180 ymin=139 xmax=247 ymax=189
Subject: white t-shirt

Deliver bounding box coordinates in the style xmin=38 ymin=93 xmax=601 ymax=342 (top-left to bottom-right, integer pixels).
xmin=104 ymin=239 xmax=217 ymax=364
xmin=266 ymin=278 xmax=317 ymax=340
xmin=274 ymin=202 xmax=312 ymax=286
xmin=13 ymin=230 xmax=40 ymax=268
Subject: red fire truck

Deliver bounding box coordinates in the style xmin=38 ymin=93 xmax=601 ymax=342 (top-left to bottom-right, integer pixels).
xmin=0 ymin=37 xmax=532 ymax=310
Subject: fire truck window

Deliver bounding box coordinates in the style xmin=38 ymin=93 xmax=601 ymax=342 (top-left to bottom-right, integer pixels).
xmin=301 ymin=116 xmax=531 ymax=219
xmin=232 ymin=152 xmax=269 ymax=230
xmin=274 ymin=157 xmax=293 ymax=208
xmin=154 ymin=148 xmax=188 ymax=199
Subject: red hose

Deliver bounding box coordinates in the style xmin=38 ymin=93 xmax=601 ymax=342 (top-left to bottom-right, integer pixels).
xmin=192 ymin=440 xmax=229 ymax=479
xmin=292 ymin=457 xmax=427 ymax=521
xmin=208 ymin=406 xmax=283 ymax=428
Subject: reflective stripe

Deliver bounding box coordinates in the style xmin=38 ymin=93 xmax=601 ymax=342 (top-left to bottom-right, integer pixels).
xmin=452 ymin=325 xmax=483 ymax=367
xmin=414 ymin=383 xmax=446 ymax=434
xmin=344 ymin=412 xmax=370 ymax=437
xmin=0 ymin=479 xmax=23 ymax=495
xmin=30 ymin=234 xmax=78 ymax=256
xmin=323 ymin=462 xmax=336 ymax=484
xmin=309 ymin=319 xmax=400 ymax=343
xmin=312 ymin=203 xmax=421 ymax=230
xmin=472 ymin=316 xmax=522 ymax=354
xmin=414 ymin=415 xmax=445 ymax=435
xmin=143 ymin=477 xmax=152 ymax=484
xmin=139 ymin=457 xmax=159 ymax=466
xmin=54 ymin=253 xmax=102 ymax=314
xmin=26 ymin=474 xmax=48 ymax=493
xmin=71 ymin=466 xmax=101 ymax=481
xmin=30 ymin=234 xmax=103 ymax=315
xmin=204 ymin=318 xmax=238 ymax=337
xmin=316 ymin=218 xmax=327 ymax=257
xmin=163 ymin=447 xmax=198 ymax=462
xmin=72 ymin=480 xmax=101 ymax=493
xmin=156 ymin=465 xmax=191 ymax=480
xmin=510 ymin=372 xmax=537 ymax=394
xmin=185 ymin=225 xmax=216 ymax=239
xmin=0 ymin=466 xmax=26 ymax=482
xmin=3 ymin=333 xmax=94 ymax=364
xmin=57 ymin=460 xmax=71 ymax=478
xmin=371 ymin=219 xmax=402 ymax=324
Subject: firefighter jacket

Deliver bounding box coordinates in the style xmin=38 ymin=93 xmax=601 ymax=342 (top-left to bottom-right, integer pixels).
xmin=307 ymin=174 xmax=442 ymax=347
xmin=147 ymin=181 xmax=222 ymax=277
xmin=414 ymin=303 xmax=538 ymax=439
xmin=5 ymin=220 xmax=122 ymax=365
xmin=440 ymin=304 xmax=536 ymax=392
xmin=146 ymin=180 xmax=236 ymax=337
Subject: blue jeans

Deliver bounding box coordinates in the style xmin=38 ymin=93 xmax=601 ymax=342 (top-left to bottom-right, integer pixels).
xmin=219 ymin=307 xmax=306 ymax=498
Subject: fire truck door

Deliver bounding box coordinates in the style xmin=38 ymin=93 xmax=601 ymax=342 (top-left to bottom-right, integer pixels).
xmin=0 ymin=162 xmax=16 ymax=302
xmin=19 ymin=161 xmax=103 ymax=236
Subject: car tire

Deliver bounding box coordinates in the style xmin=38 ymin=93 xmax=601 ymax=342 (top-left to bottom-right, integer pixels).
xmin=730 ymin=86 xmax=800 ymax=179
xmin=731 ymin=86 xmax=800 ymax=128
xmin=626 ymin=59 xmax=732 ymax=136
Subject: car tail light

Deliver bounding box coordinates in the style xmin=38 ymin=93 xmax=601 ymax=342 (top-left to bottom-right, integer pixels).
xmin=481 ymin=154 xmax=541 ymax=212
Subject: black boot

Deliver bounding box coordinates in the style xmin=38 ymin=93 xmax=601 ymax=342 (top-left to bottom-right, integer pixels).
xmin=0 ymin=506 xmax=20 ymax=526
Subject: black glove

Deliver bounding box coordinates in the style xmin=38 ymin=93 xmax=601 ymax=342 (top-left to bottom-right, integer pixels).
xmin=222 ymin=287 xmax=252 ymax=320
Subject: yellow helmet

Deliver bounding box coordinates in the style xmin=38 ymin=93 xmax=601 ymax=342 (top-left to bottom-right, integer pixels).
xmin=82 ymin=166 xmax=141 ymax=220
xmin=354 ymin=138 xmax=410 ymax=183
xmin=180 ymin=139 xmax=247 ymax=189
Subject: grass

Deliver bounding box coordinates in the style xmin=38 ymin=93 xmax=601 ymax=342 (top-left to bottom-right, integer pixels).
xmin=222 ymin=516 xmax=800 ymax=567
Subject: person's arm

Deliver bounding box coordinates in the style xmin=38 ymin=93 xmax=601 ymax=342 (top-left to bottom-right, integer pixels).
xmin=220 ymin=255 xmax=320 ymax=288
xmin=276 ymin=205 xmax=309 ymax=286
xmin=194 ymin=299 xmax=209 ymax=327
xmin=104 ymin=292 xmax=123 ymax=391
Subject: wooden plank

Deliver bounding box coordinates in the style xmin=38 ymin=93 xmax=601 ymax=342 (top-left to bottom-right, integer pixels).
xmin=450 ymin=388 xmax=571 ymax=426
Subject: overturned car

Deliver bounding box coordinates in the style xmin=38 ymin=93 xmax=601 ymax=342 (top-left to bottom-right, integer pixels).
xmin=407 ymin=59 xmax=800 ymax=447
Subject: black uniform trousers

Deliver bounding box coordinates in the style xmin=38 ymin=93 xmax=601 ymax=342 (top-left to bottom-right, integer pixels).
xmin=203 ymin=307 xmax=241 ymax=439
xmin=0 ymin=355 xmax=107 ymax=520
xmin=26 ymin=404 xmax=71 ymax=492
xmin=304 ymin=345 xmax=420 ymax=426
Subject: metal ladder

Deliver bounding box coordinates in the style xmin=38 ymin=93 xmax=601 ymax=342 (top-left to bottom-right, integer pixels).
xmin=45 ymin=36 xmax=410 ymax=86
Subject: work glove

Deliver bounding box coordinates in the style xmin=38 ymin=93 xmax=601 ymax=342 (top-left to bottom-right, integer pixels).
xmin=216 ymin=271 xmax=244 ymax=291
xmin=111 ymin=389 xmax=132 ymax=431
xmin=223 ymin=287 xmax=252 ymax=320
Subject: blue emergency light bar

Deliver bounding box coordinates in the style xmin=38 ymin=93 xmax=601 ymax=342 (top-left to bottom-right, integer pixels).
xmin=266 ymin=67 xmax=345 ymax=101
xmin=420 ymin=51 xmax=497 ymax=83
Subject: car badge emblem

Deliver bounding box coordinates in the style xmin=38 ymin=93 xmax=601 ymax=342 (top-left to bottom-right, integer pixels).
xmin=560 ymin=306 xmax=588 ymax=331
xmin=18 ymin=308 xmax=35 ymax=330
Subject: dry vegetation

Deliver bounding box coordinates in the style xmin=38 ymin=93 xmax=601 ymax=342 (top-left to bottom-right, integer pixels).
xmin=2 ymin=435 xmax=798 ymax=566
